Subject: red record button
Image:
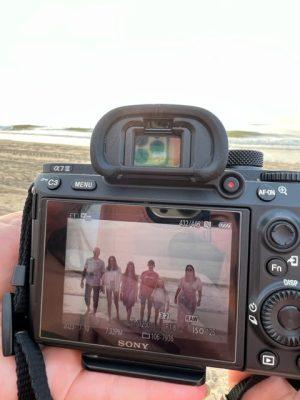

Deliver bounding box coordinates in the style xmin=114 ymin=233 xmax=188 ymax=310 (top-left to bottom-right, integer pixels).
xmin=222 ymin=176 xmax=240 ymax=194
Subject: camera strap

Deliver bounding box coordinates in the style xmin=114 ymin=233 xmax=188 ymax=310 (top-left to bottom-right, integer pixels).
xmin=225 ymin=376 xmax=267 ymax=399
xmin=225 ymin=375 xmax=300 ymax=399
xmin=10 ymin=185 xmax=52 ymax=400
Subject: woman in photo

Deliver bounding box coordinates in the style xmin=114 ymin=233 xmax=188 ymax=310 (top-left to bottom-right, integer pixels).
xmin=152 ymin=279 xmax=170 ymax=328
xmin=174 ymin=265 xmax=202 ymax=331
xmin=120 ymin=261 xmax=138 ymax=322
xmin=103 ymin=255 xmax=122 ymax=321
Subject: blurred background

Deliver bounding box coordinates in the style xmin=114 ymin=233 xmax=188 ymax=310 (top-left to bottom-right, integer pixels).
xmin=1 ymin=1 xmax=300 ymax=397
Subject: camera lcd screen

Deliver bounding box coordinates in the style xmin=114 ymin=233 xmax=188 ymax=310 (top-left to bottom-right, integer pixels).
xmin=133 ymin=133 xmax=181 ymax=167
xmin=41 ymin=201 xmax=241 ymax=362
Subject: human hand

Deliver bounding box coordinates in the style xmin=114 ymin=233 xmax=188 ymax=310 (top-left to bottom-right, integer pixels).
xmin=80 ymin=281 xmax=84 ymax=289
xmin=228 ymin=371 xmax=300 ymax=399
xmin=0 ymin=213 xmax=207 ymax=400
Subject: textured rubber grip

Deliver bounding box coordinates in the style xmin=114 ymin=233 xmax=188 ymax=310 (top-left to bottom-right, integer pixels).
xmin=227 ymin=150 xmax=264 ymax=168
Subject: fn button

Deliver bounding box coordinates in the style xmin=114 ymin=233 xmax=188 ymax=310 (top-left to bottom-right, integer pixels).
xmin=266 ymin=258 xmax=288 ymax=277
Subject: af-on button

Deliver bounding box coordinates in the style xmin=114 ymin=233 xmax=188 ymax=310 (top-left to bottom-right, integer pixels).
xmin=257 ymin=184 xmax=276 ymax=201
xmin=71 ymin=180 xmax=97 ymax=191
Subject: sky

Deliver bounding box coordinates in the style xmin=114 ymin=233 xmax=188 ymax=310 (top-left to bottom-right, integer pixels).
xmin=1 ymin=0 xmax=300 ymax=131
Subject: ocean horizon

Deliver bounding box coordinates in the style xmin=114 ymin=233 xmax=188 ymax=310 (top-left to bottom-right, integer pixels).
xmin=1 ymin=124 xmax=300 ymax=166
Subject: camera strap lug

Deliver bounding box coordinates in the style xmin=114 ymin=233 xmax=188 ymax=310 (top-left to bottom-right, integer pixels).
xmin=12 ymin=264 xmax=26 ymax=287
xmin=2 ymin=292 xmax=14 ymax=356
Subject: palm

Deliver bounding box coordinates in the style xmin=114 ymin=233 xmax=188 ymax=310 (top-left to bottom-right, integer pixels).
xmin=0 ymin=213 xmax=207 ymax=400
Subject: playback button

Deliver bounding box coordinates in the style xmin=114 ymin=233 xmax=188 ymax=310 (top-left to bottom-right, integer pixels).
xmin=266 ymin=258 xmax=288 ymax=277
xmin=259 ymin=351 xmax=279 ymax=369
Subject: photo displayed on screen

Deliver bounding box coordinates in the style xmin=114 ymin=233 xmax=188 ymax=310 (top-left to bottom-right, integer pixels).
xmin=42 ymin=202 xmax=240 ymax=361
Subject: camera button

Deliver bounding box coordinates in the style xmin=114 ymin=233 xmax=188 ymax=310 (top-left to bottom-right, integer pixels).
xmin=278 ymin=306 xmax=300 ymax=331
xmin=259 ymin=351 xmax=279 ymax=369
xmin=257 ymin=184 xmax=276 ymax=201
xmin=71 ymin=180 xmax=97 ymax=191
xmin=266 ymin=258 xmax=288 ymax=276
xmin=268 ymin=221 xmax=298 ymax=250
xmin=222 ymin=176 xmax=240 ymax=194
xmin=47 ymin=177 xmax=61 ymax=190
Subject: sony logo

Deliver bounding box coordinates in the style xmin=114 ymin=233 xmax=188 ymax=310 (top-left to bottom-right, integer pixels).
xmin=118 ymin=340 xmax=150 ymax=350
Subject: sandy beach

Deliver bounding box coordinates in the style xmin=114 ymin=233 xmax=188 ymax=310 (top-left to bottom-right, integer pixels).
xmin=1 ymin=138 xmax=299 ymax=217
xmin=0 ymin=140 xmax=90 ymax=215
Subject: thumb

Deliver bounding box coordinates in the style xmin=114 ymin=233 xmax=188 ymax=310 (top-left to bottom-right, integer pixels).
xmin=242 ymin=376 xmax=298 ymax=400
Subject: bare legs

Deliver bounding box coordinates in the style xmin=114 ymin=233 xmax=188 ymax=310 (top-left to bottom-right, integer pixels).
xmin=140 ymin=297 xmax=153 ymax=322
xmin=154 ymin=308 xmax=163 ymax=328
xmin=114 ymin=291 xmax=120 ymax=320
xmin=147 ymin=297 xmax=153 ymax=322
xmin=140 ymin=303 xmax=145 ymax=322
xmin=126 ymin=306 xmax=132 ymax=322
xmin=107 ymin=289 xmax=112 ymax=321
xmin=106 ymin=289 xmax=120 ymax=321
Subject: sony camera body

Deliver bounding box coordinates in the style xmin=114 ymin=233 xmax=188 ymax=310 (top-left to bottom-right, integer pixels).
xmin=27 ymin=105 xmax=300 ymax=384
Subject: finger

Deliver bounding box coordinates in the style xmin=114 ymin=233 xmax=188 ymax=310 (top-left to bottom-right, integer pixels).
xmin=42 ymin=347 xmax=83 ymax=400
xmin=0 ymin=213 xmax=22 ymax=296
xmin=65 ymin=369 xmax=207 ymax=400
xmin=243 ymin=376 xmax=297 ymax=400
xmin=0 ymin=323 xmax=18 ymax=399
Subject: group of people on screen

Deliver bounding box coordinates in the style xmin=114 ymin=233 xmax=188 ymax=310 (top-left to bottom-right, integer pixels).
xmin=80 ymin=247 xmax=202 ymax=328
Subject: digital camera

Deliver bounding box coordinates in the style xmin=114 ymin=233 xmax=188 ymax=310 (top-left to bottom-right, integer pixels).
xmin=18 ymin=105 xmax=300 ymax=384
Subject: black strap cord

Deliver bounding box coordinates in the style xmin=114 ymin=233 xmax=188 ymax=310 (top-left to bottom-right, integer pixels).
xmin=12 ymin=185 xmax=52 ymax=400
xmin=225 ymin=375 xmax=267 ymax=399
xmin=226 ymin=375 xmax=300 ymax=399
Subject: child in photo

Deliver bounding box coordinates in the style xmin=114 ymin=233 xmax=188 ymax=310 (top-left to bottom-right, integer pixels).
xmin=152 ymin=279 xmax=170 ymax=328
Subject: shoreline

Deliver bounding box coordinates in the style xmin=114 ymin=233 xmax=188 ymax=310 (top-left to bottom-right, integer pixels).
xmin=0 ymin=138 xmax=299 ymax=216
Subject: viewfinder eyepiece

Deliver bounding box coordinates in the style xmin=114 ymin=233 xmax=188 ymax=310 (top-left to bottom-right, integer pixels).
xmin=90 ymin=104 xmax=228 ymax=183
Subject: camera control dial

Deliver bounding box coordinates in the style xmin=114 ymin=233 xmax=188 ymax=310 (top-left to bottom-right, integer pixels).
xmin=266 ymin=220 xmax=298 ymax=251
xmin=261 ymin=171 xmax=300 ymax=182
xmin=261 ymin=290 xmax=300 ymax=347
xmin=227 ymin=150 xmax=264 ymax=168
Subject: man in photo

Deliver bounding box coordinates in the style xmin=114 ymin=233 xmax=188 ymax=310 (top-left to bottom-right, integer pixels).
xmin=80 ymin=247 xmax=105 ymax=315
xmin=139 ymin=259 xmax=159 ymax=322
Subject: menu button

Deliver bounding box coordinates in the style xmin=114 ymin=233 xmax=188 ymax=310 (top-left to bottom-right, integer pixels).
xmin=72 ymin=180 xmax=97 ymax=191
